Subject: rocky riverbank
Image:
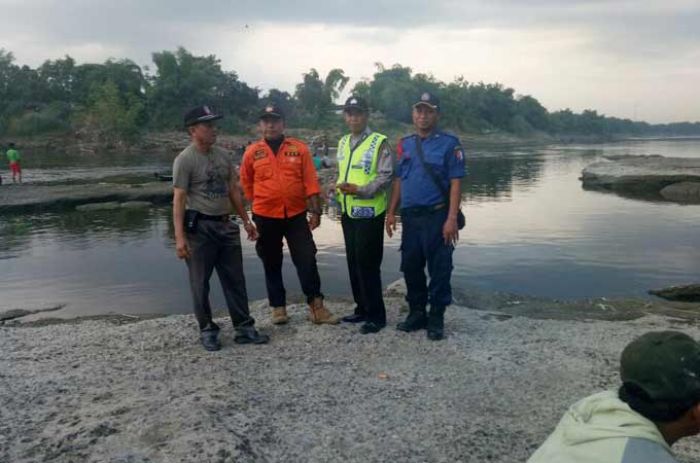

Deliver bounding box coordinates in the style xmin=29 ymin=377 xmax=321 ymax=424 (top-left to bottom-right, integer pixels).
xmin=0 ymin=167 xmax=337 ymax=214
xmin=3 ymin=283 xmax=700 ymax=463
xmin=0 ymin=181 xmax=172 ymax=214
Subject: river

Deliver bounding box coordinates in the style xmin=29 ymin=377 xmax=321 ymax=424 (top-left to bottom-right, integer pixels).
xmin=2 ymin=138 xmax=699 ymax=318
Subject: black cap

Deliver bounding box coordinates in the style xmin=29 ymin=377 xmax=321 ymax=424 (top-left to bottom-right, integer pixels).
xmin=413 ymin=91 xmax=440 ymax=111
xmin=259 ymin=104 xmax=284 ymax=120
xmin=343 ymin=96 xmax=369 ymax=112
xmin=183 ymin=105 xmax=222 ymax=127
xmin=621 ymin=331 xmax=700 ymax=402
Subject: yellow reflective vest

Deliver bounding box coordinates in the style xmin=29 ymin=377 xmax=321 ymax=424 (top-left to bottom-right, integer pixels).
xmin=336 ymin=132 xmax=387 ymax=218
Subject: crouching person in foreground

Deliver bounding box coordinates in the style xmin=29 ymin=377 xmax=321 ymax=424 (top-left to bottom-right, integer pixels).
xmin=173 ymin=105 xmax=269 ymax=351
xmin=529 ymin=330 xmax=700 ymax=463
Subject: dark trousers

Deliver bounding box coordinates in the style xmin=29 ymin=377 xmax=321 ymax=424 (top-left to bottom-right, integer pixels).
xmin=400 ymin=208 xmax=454 ymax=309
xmin=341 ymin=213 xmax=386 ymax=325
xmin=186 ymin=220 xmax=254 ymax=332
xmin=253 ymin=212 xmax=322 ymax=307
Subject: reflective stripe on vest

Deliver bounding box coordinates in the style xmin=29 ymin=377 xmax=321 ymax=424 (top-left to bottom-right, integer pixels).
xmin=336 ymin=132 xmax=387 ymax=218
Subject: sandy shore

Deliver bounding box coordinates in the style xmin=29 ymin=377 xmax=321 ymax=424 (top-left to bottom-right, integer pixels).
xmin=2 ymin=289 xmax=700 ymax=463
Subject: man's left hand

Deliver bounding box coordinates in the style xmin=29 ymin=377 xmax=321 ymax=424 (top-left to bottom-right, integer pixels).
xmin=308 ymin=212 xmax=321 ymax=230
xmin=243 ymin=222 xmax=258 ymax=241
xmin=443 ymin=216 xmax=459 ymax=246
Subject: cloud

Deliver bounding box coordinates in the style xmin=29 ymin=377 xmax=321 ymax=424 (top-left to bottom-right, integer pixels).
xmin=1 ymin=0 xmax=699 ymax=122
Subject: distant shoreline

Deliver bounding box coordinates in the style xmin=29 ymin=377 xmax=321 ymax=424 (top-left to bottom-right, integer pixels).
xmin=4 ymin=129 xmax=699 ymax=155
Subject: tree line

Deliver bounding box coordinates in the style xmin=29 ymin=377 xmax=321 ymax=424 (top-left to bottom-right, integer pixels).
xmin=1 ymin=47 xmax=698 ymax=141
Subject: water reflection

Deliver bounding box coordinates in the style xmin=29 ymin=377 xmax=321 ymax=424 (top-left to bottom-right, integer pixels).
xmin=465 ymin=150 xmax=545 ymax=201
xmin=0 ymin=208 xmax=160 ymax=260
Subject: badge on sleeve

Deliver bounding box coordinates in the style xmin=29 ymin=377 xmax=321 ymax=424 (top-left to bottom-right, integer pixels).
xmin=454 ymin=146 xmax=464 ymax=161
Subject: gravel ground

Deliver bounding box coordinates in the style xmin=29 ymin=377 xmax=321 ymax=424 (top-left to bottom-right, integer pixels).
xmin=2 ymin=293 xmax=700 ymax=463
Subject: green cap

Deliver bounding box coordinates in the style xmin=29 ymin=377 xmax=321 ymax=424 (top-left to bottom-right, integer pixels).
xmin=621 ymin=331 xmax=700 ymax=402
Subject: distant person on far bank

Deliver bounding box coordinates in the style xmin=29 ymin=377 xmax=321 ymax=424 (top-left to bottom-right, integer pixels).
xmin=333 ymin=95 xmax=394 ymax=334
xmin=6 ymin=142 xmax=22 ymax=183
xmin=386 ymin=91 xmax=466 ymax=341
xmin=529 ymin=330 xmax=700 ymax=463
xmin=312 ymin=149 xmax=323 ymax=171
xmin=172 ymin=105 xmax=269 ymax=351
xmin=240 ymin=103 xmax=338 ymax=326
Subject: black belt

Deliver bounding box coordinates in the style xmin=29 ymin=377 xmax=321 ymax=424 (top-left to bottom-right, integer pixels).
xmin=197 ymin=213 xmax=230 ymax=222
xmin=400 ymin=203 xmax=446 ymax=217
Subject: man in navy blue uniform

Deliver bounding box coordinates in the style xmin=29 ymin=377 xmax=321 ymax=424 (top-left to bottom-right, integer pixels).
xmin=386 ymin=91 xmax=465 ymax=341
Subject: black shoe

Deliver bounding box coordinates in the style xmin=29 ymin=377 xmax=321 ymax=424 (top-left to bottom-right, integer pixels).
xmin=426 ymin=306 xmax=445 ymax=341
xmin=342 ymin=314 xmax=367 ymax=323
xmin=234 ymin=326 xmax=270 ymax=345
xmin=200 ymin=331 xmax=221 ymax=351
xmin=360 ymin=321 xmax=385 ymax=334
xmin=396 ymin=308 xmax=427 ymax=332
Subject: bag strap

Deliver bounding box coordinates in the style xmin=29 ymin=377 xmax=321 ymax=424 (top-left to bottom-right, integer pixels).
xmin=413 ymin=135 xmax=449 ymax=203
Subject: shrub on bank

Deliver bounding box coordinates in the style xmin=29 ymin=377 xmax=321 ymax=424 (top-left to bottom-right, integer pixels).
xmin=6 ymin=103 xmax=72 ymax=136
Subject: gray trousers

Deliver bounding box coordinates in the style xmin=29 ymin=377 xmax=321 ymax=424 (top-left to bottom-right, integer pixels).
xmin=185 ymin=220 xmax=254 ymax=332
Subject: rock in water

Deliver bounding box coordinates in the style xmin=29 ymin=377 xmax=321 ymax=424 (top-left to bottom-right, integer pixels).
xmin=659 ymin=182 xmax=700 ymax=203
xmin=76 ymin=202 xmax=121 ymax=211
xmin=649 ymin=284 xmax=700 ymax=302
xmin=581 ymin=156 xmax=700 ymax=202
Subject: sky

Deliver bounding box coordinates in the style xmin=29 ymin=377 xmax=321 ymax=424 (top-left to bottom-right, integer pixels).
xmin=1 ymin=0 xmax=699 ymax=124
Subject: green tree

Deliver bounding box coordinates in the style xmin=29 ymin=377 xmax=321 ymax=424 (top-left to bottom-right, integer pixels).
xmin=294 ymin=68 xmax=350 ymax=127
xmin=83 ymin=80 xmax=144 ymax=142
xmin=146 ymin=47 xmax=258 ymax=131
xmin=516 ymin=95 xmax=549 ymax=131
xmin=295 ymin=68 xmax=349 ymax=127
xmin=361 ymin=64 xmax=416 ymax=123
xmin=36 ymin=56 xmax=77 ymax=102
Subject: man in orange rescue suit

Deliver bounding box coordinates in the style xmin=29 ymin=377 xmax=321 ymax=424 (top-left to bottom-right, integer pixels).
xmin=240 ymin=104 xmax=339 ymax=326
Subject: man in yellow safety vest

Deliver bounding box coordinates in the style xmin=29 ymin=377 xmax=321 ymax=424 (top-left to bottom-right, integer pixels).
xmin=334 ymin=96 xmax=394 ymax=334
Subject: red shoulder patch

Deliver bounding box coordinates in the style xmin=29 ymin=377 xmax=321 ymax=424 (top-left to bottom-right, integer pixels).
xmin=396 ymin=139 xmax=404 ymax=159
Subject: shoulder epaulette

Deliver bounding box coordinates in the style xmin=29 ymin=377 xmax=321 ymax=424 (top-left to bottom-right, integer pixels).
xmin=438 ymin=131 xmax=460 ymax=143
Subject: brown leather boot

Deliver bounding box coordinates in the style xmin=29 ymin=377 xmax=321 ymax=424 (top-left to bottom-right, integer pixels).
xmin=308 ymin=297 xmax=339 ymax=325
xmin=271 ymin=306 xmax=289 ymax=325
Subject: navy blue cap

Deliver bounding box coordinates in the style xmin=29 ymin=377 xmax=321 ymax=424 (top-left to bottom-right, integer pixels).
xmin=259 ymin=103 xmax=284 ymax=120
xmin=184 ymin=105 xmax=222 ymax=127
xmin=413 ymin=91 xmax=440 ymax=111
xmin=343 ymin=96 xmax=369 ymax=112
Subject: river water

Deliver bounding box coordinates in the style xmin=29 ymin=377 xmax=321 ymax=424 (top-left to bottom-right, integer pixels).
xmin=2 ymin=138 xmax=699 ymax=318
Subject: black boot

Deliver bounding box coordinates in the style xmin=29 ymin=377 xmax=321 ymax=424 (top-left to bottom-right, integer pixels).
xmin=427 ymin=306 xmax=445 ymax=341
xmin=234 ymin=326 xmax=270 ymax=345
xmin=396 ymin=305 xmax=427 ymax=332
xmin=200 ymin=330 xmax=221 ymax=351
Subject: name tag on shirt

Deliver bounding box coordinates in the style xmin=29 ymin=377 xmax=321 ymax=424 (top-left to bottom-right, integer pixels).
xmin=351 ymin=206 xmax=375 ymax=218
